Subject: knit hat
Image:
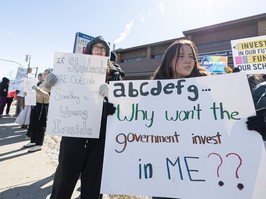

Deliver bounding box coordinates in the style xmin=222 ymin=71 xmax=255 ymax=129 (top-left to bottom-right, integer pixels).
xmin=85 ymin=36 xmax=110 ymax=57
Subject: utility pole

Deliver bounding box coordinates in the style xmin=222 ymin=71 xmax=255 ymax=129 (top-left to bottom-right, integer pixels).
xmin=25 ymin=54 xmax=31 ymax=76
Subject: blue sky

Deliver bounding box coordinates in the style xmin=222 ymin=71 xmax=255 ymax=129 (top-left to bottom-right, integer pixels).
xmin=0 ymin=0 xmax=265 ymax=80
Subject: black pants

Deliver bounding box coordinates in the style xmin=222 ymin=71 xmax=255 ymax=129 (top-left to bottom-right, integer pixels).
xmin=30 ymin=103 xmax=49 ymax=145
xmin=26 ymin=106 xmax=36 ymax=137
xmin=50 ymin=117 xmax=107 ymax=199
xmin=5 ymin=97 xmax=13 ymax=114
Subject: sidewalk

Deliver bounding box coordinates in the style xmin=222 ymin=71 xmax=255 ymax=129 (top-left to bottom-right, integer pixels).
xmin=0 ymin=110 xmax=81 ymax=199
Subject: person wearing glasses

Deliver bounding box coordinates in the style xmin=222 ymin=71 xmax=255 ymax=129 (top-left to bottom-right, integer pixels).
xmin=50 ymin=36 xmax=124 ymax=199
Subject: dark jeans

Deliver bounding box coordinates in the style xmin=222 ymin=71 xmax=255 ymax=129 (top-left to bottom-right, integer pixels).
xmin=5 ymin=97 xmax=13 ymax=114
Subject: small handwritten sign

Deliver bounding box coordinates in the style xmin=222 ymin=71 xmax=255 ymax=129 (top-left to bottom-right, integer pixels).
xmin=101 ymin=73 xmax=265 ymax=198
xmin=24 ymin=77 xmax=36 ymax=106
xmin=46 ymin=52 xmax=107 ymax=138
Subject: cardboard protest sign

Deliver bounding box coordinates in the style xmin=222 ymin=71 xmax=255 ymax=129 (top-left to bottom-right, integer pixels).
xmin=24 ymin=78 xmax=36 ymax=106
xmin=101 ymin=73 xmax=265 ymax=199
xmin=46 ymin=52 xmax=107 ymax=138
xmin=15 ymin=67 xmax=28 ymax=80
xmin=201 ymin=56 xmax=227 ymax=73
xmin=231 ymin=35 xmax=266 ymax=74
xmin=11 ymin=78 xmax=25 ymax=97
xmin=8 ymin=79 xmax=23 ymax=93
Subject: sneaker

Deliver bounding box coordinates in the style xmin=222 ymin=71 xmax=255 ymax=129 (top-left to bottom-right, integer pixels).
xmin=28 ymin=145 xmax=42 ymax=153
xmin=25 ymin=135 xmax=31 ymax=140
xmin=23 ymin=142 xmax=35 ymax=148
xmin=21 ymin=125 xmax=28 ymax=129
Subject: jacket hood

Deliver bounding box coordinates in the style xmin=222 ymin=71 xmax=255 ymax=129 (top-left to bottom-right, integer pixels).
xmin=2 ymin=77 xmax=9 ymax=83
xmin=85 ymin=36 xmax=110 ymax=57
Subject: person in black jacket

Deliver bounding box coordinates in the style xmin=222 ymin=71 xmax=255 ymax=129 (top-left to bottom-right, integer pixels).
xmin=0 ymin=77 xmax=9 ymax=117
xmin=246 ymin=81 xmax=266 ymax=141
xmin=50 ymin=36 xmax=124 ymax=199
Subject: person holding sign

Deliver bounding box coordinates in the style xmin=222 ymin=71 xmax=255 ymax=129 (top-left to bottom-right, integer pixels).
xmin=0 ymin=77 xmax=9 ymax=117
xmin=50 ymin=36 xmax=124 ymax=199
xmin=150 ymin=39 xmax=266 ymax=198
xmin=150 ymin=39 xmax=209 ymax=199
xmin=23 ymin=69 xmax=56 ymax=152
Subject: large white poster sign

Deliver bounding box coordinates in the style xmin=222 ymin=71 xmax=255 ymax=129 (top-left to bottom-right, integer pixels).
xmin=231 ymin=35 xmax=266 ymax=74
xmin=101 ymin=73 xmax=265 ymax=199
xmin=24 ymin=78 xmax=36 ymax=106
xmin=46 ymin=52 xmax=107 ymax=138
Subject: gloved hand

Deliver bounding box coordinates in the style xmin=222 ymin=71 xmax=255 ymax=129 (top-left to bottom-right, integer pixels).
xmin=32 ymin=85 xmax=40 ymax=92
xmin=246 ymin=108 xmax=266 ymax=140
xmin=43 ymin=73 xmax=58 ymax=92
xmin=103 ymin=97 xmax=116 ymax=118
xmin=99 ymin=83 xmax=109 ymax=97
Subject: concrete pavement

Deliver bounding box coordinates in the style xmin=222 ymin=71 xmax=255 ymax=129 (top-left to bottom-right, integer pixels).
xmin=0 ymin=111 xmax=81 ymax=198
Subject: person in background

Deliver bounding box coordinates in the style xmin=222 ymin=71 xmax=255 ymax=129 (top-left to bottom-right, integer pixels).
xmin=25 ymin=72 xmax=45 ymax=139
xmin=246 ymin=80 xmax=266 ymax=141
xmin=0 ymin=77 xmax=10 ymax=118
xmin=5 ymin=90 xmax=15 ymax=116
xmin=14 ymin=89 xmax=24 ymax=117
xmin=37 ymin=72 xmax=44 ymax=84
xmin=248 ymin=73 xmax=266 ymax=91
xmin=22 ymin=69 xmax=56 ymax=152
xmin=251 ymin=81 xmax=266 ymax=109
xmin=50 ymin=36 xmax=124 ymax=199
xmin=110 ymin=51 xmax=125 ymax=79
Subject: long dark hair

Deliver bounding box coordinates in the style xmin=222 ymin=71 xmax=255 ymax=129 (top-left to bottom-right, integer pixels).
xmin=152 ymin=40 xmax=209 ymax=79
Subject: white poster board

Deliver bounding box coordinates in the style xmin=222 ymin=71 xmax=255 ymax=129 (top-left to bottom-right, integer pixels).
xmin=46 ymin=52 xmax=107 ymax=138
xmin=24 ymin=78 xmax=37 ymax=106
xmin=10 ymin=78 xmax=25 ymax=97
xmin=15 ymin=67 xmax=28 ymax=80
xmin=231 ymin=35 xmax=266 ymax=74
xmin=8 ymin=79 xmax=22 ymax=93
xmin=101 ymin=73 xmax=265 ymax=199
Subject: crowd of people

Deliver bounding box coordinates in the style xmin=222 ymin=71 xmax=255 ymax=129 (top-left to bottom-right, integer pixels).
xmin=0 ymin=36 xmax=265 ymax=199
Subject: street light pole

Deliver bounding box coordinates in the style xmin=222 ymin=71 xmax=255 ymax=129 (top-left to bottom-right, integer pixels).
xmin=0 ymin=58 xmax=24 ymax=68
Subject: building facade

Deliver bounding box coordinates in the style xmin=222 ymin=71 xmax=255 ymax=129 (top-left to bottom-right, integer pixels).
xmin=115 ymin=13 xmax=266 ymax=80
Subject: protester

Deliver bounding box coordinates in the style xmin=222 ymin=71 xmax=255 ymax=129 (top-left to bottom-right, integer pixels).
xmin=50 ymin=36 xmax=124 ymax=199
xmin=248 ymin=74 xmax=266 ymax=91
xmin=5 ymin=90 xmax=15 ymax=116
xmin=14 ymin=90 xmax=24 ymax=117
xmin=0 ymin=77 xmax=10 ymax=117
xmin=15 ymin=101 xmax=31 ymax=129
xmin=110 ymin=51 xmax=125 ymax=79
xmin=25 ymin=72 xmax=45 ymax=139
xmin=150 ymin=39 xmax=209 ymax=199
xmin=37 ymin=72 xmax=44 ymax=82
xmin=23 ymin=69 xmax=56 ymax=152
xmin=246 ymin=80 xmax=266 ymax=141
xmin=251 ymin=81 xmax=266 ymax=109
